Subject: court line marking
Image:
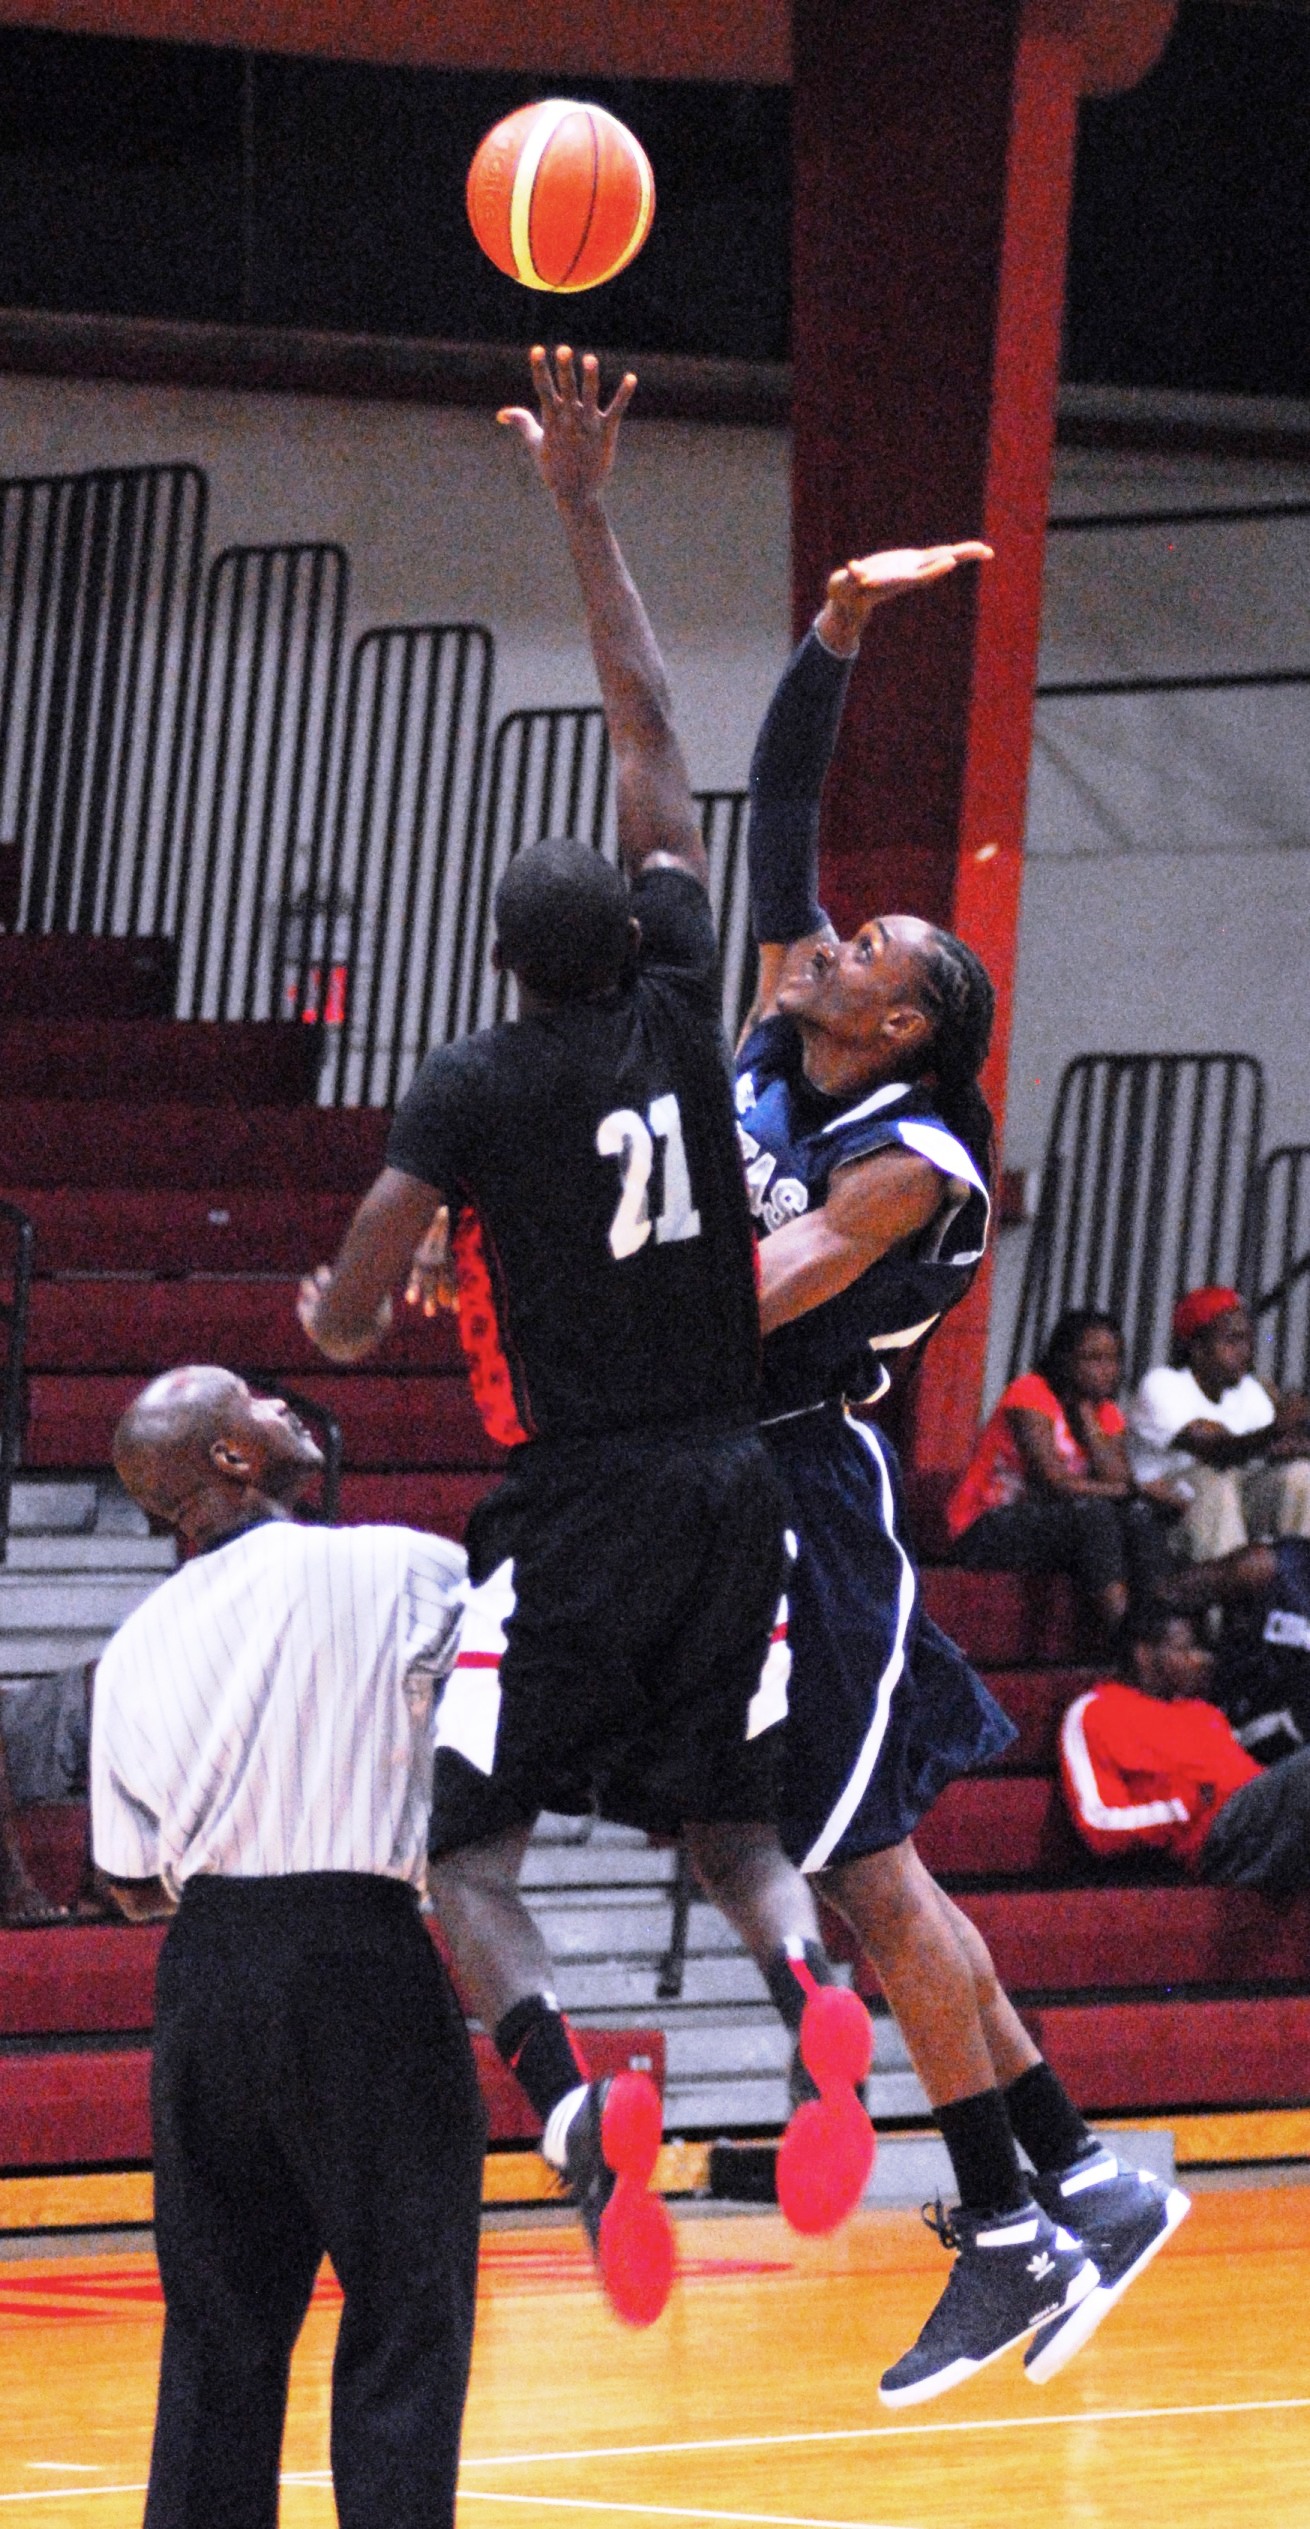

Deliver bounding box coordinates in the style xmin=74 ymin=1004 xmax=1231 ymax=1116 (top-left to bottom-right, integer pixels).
xmin=457 ymin=2393 xmax=1310 ymax=2470
xmin=460 ymin=2492 xmax=908 ymax=2529
xmin=2 ymin=2396 xmax=1310 ymax=2507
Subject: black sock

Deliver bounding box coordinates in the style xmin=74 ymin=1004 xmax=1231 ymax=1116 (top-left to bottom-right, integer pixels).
xmin=1004 ymin=2062 xmax=1096 ymax=2176
xmin=763 ymin=1937 xmax=836 ymax=2033
xmin=493 ymin=1994 xmax=591 ymax=2124
xmin=936 ymin=2087 xmax=1029 ymax=2215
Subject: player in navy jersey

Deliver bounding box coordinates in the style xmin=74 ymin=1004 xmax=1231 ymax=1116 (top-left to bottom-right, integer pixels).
xmin=742 ymin=554 xmax=1188 ymax=2402
xmin=301 ymin=348 xmax=874 ymax=2326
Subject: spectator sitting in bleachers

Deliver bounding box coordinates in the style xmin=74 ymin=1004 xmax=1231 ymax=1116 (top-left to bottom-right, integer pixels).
xmin=1128 ymin=1287 xmax=1310 ymax=1562
xmin=946 ymin=1309 xmax=1171 ymax=1641
xmin=0 ymin=1662 xmax=95 ymax=1926
xmin=1158 ymin=1534 xmax=1310 ymax=1764
xmin=1059 ymin=1611 xmax=1310 ymax=1896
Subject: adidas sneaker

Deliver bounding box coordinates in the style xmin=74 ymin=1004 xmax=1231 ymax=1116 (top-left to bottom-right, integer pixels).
xmin=879 ymin=2198 xmax=1098 ymax=2407
xmin=1024 ymin=2147 xmax=1191 ymax=2383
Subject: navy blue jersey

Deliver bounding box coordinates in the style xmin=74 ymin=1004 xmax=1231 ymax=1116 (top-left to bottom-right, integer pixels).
xmin=1215 ymin=1536 xmax=1310 ymax=1761
xmin=735 ymin=1014 xmax=991 ymax=1418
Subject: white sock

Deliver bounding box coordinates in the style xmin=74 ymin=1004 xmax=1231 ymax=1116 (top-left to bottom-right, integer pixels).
xmin=542 ymin=2083 xmax=591 ymax=2171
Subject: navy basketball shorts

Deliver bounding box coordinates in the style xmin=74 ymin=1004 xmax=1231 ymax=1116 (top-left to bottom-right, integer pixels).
xmin=427 ymin=1423 xmax=789 ymax=1856
xmin=764 ymin=1404 xmax=1015 ymax=1874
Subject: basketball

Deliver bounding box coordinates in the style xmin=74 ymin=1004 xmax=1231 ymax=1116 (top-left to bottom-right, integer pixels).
xmin=466 ymin=99 xmax=655 ymax=293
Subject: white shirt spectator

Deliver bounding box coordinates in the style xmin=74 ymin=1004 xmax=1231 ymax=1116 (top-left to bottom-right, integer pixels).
xmin=91 ymin=1522 xmax=466 ymax=1895
xmin=1128 ymin=1365 xmax=1274 ymax=1487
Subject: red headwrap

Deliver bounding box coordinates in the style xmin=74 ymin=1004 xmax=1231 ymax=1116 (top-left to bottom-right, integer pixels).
xmin=1172 ymin=1285 xmax=1241 ymax=1345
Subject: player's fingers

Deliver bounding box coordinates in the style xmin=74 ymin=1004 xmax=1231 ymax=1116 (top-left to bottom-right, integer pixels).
xmin=497 ymin=407 xmax=543 ymax=451
xmin=554 ymin=343 xmax=578 ymax=403
xmin=603 ymin=369 xmax=638 ymax=425
xmin=529 ymin=344 xmax=561 ymax=409
xmin=580 ymin=351 xmax=602 ymax=413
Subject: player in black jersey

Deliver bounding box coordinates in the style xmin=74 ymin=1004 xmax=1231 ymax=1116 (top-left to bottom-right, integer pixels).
xmin=301 ymin=348 xmax=874 ymax=2326
xmin=741 ymin=556 xmax=1187 ymax=2402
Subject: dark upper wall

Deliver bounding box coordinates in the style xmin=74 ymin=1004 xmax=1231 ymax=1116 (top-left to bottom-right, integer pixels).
xmin=0 ymin=36 xmax=791 ymax=358
xmin=0 ymin=5 xmax=1306 ymax=395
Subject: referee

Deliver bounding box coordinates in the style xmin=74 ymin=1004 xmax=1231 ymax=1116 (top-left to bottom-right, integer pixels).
xmin=92 ymin=1366 xmax=482 ymax=2529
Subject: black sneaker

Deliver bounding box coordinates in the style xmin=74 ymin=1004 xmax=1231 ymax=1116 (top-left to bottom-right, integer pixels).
xmin=563 ymin=2072 xmax=675 ymax=2329
xmin=879 ymin=2198 xmax=1098 ymax=2408
xmin=1024 ymin=2148 xmax=1191 ymax=2383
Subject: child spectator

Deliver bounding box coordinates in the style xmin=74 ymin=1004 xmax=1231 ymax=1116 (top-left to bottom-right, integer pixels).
xmin=947 ymin=1310 xmax=1170 ymax=1640
xmin=1128 ymin=1287 xmax=1310 ymax=1561
xmin=1059 ymin=1613 xmax=1310 ymax=1897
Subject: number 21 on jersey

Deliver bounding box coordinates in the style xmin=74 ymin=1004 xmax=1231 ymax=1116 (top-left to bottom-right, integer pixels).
xmin=596 ymin=1093 xmax=702 ymax=1260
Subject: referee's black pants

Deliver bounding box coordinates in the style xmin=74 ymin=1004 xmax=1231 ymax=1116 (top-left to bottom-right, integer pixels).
xmin=147 ymin=1873 xmax=486 ymax=2529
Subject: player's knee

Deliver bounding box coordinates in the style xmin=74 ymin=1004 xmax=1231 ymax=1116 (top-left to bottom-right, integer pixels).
xmin=427 ymin=1834 xmax=522 ymax=1913
xmin=825 ymin=1842 xmax=925 ymax=1959
xmin=685 ymin=1818 xmax=775 ymax=1899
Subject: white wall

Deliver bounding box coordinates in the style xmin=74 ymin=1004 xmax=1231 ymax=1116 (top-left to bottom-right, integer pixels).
xmin=988 ymin=437 xmax=1310 ymax=1402
xmin=0 ymin=372 xmax=791 ymax=793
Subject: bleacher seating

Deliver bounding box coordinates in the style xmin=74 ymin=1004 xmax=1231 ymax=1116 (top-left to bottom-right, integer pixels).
xmin=3 ymin=1006 xmax=1310 ymax=2173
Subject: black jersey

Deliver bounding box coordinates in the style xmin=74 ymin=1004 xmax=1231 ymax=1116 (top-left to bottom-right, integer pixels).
xmin=388 ymin=866 xmax=761 ymax=1448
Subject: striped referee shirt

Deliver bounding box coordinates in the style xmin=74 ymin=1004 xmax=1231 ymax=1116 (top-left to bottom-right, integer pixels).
xmin=91 ymin=1521 xmax=467 ymax=1894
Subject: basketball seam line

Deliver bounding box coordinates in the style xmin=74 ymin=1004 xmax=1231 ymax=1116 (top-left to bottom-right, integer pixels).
xmin=558 ymin=113 xmax=602 ymax=290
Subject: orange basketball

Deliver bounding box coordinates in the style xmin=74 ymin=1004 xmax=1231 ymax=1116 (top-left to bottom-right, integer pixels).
xmin=466 ymin=99 xmax=655 ymax=293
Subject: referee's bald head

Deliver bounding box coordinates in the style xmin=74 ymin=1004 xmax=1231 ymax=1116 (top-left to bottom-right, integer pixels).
xmin=114 ymin=1369 xmax=323 ymax=1535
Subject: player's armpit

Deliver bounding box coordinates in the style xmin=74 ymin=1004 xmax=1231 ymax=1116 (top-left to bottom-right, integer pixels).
xmin=756 ymin=1147 xmax=942 ymax=1333
xmin=301 ymin=1166 xmax=443 ymax=1362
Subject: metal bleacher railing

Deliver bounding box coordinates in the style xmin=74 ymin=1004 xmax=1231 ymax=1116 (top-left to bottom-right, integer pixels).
xmin=1009 ymin=499 xmax=1310 ymax=1377
xmin=172 ymin=540 xmax=349 ymax=1033
xmin=0 ymin=1201 xmax=34 ymax=1568
xmin=452 ymin=701 xmax=612 ymax=1040
xmin=1252 ymin=1146 xmax=1310 ymax=1396
xmin=0 ymin=460 xmax=756 ymax=1098
xmin=311 ymin=622 xmax=494 ymax=1107
xmin=1009 ymin=1052 xmax=1265 ymax=1388
xmin=0 ymin=464 xmax=206 ymax=940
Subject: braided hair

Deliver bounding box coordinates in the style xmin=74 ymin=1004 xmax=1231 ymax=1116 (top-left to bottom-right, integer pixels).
xmin=912 ymin=926 xmax=997 ymax=1188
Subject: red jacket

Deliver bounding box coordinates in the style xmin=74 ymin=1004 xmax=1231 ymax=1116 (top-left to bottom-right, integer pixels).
xmin=1059 ymin=1681 xmax=1262 ymax=1871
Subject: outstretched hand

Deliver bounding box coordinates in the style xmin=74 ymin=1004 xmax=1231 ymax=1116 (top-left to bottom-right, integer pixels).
xmin=818 ymin=541 xmax=993 ymax=654
xmin=498 ymin=344 xmax=637 ymax=508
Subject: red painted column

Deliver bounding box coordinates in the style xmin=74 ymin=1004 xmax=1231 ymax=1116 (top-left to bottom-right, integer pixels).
xmin=792 ymin=0 xmax=1085 ymax=1474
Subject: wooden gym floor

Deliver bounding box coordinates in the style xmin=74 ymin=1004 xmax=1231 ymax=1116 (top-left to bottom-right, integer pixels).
xmin=1 ymin=2188 xmax=1307 ymax=2529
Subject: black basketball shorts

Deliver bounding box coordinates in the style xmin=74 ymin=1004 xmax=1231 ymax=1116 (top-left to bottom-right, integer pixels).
xmin=427 ymin=1424 xmax=788 ymax=1854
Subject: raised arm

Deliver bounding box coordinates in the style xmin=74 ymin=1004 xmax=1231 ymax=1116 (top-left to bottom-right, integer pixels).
xmin=498 ymin=345 xmax=705 ymax=887
xmin=745 ymin=545 xmax=993 ymax=1032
